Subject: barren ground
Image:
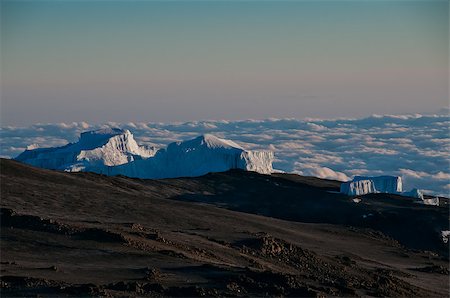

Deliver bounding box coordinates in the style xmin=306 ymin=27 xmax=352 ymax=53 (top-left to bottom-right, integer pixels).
xmin=1 ymin=159 xmax=448 ymax=297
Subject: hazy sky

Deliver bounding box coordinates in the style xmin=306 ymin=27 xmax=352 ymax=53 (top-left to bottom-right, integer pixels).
xmin=1 ymin=0 xmax=448 ymax=125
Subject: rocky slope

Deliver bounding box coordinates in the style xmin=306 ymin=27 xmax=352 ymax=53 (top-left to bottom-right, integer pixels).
xmin=1 ymin=159 xmax=448 ymax=297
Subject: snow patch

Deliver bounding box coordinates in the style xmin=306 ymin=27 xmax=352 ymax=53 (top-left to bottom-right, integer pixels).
xmin=421 ymin=197 xmax=440 ymax=206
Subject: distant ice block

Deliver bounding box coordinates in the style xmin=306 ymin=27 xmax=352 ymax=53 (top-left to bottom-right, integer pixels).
xmin=340 ymin=176 xmax=438 ymax=206
xmin=421 ymin=196 xmax=440 ymax=206
xmin=340 ymin=176 xmax=402 ymax=196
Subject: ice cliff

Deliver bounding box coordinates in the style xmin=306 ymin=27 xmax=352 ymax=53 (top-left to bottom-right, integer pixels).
xmin=15 ymin=130 xmax=274 ymax=178
xmin=340 ymin=176 xmax=403 ymax=196
xmin=340 ymin=175 xmax=432 ymax=204
xmin=15 ymin=128 xmax=157 ymax=172
xmin=100 ymin=134 xmax=274 ymax=178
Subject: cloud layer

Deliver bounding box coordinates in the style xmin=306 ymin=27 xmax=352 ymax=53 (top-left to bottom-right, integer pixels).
xmin=1 ymin=114 xmax=448 ymax=196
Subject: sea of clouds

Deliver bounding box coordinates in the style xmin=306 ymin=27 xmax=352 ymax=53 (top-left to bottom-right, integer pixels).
xmin=1 ymin=113 xmax=449 ymax=196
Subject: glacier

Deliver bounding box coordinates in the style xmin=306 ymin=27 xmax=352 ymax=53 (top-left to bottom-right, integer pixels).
xmin=340 ymin=176 xmax=403 ymax=196
xmin=99 ymin=134 xmax=274 ymax=179
xmin=15 ymin=130 xmax=274 ymax=178
xmin=340 ymin=176 xmax=431 ymax=203
xmin=15 ymin=128 xmax=157 ymax=172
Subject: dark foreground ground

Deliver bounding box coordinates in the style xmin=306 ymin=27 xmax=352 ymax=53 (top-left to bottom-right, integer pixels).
xmin=1 ymin=159 xmax=449 ymax=297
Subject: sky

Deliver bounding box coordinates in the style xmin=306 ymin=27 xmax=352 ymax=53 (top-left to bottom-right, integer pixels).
xmin=1 ymin=0 xmax=448 ymax=125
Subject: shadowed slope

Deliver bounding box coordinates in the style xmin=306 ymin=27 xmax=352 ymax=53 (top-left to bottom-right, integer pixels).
xmin=1 ymin=159 xmax=448 ymax=297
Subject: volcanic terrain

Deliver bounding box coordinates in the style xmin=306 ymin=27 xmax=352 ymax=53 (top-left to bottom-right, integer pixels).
xmin=1 ymin=159 xmax=448 ymax=297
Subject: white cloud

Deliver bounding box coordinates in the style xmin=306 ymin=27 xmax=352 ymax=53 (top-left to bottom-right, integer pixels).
xmin=399 ymin=169 xmax=428 ymax=179
xmin=433 ymin=172 xmax=450 ymax=180
xmin=1 ymin=113 xmax=448 ymax=196
xmin=298 ymin=166 xmax=349 ymax=181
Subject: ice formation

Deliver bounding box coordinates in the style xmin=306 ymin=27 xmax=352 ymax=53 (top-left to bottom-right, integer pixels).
xmin=340 ymin=176 xmax=403 ymax=196
xmin=403 ymin=188 xmax=424 ymax=200
xmin=100 ymin=134 xmax=274 ymax=179
xmin=15 ymin=128 xmax=157 ymax=172
xmin=15 ymin=131 xmax=274 ymax=179
xmin=340 ymin=176 xmax=435 ymax=205
xmin=421 ymin=197 xmax=440 ymax=206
